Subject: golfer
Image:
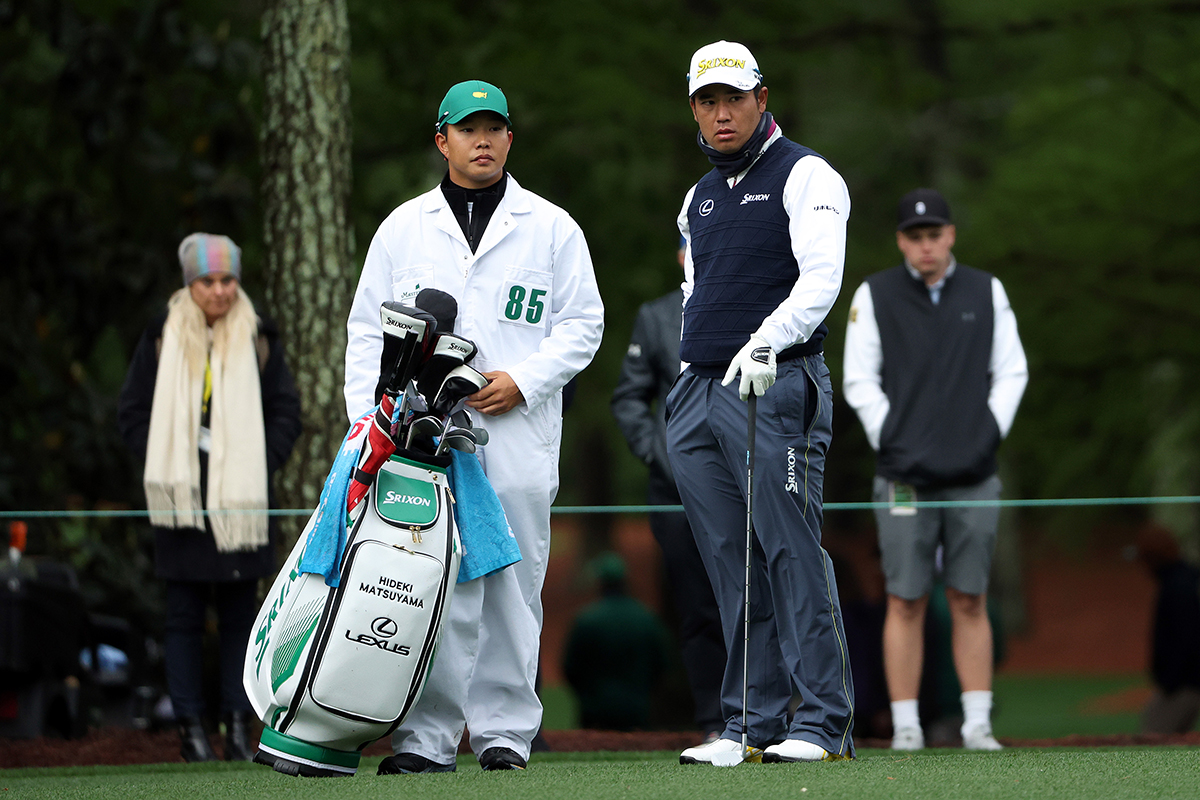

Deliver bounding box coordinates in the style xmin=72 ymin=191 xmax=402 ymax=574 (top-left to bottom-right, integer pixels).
xmin=666 ymin=41 xmax=856 ymax=765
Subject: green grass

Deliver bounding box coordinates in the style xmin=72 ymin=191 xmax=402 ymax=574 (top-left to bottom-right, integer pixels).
xmin=2 ymin=675 xmax=1184 ymax=800
xmin=4 ymin=748 xmax=1200 ymax=800
xmin=992 ymin=674 xmax=1145 ymax=739
xmin=538 ymin=675 xmax=1152 ymax=737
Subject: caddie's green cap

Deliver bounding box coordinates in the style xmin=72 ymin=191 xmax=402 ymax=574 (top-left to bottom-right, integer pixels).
xmin=436 ymin=80 xmax=511 ymax=130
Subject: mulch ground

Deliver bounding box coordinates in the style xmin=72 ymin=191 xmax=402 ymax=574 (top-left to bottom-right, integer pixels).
xmin=5 ymin=728 xmax=1200 ymax=769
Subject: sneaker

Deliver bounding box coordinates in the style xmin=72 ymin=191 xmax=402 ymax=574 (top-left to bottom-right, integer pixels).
xmin=479 ymin=747 xmax=527 ymax=771
xmin=962 ymin=724 xmax=1003 ymax=751
xmin=762 ymin=739 xmax=842 ymax=763
xmin=891 ymin=726 xmax=925 ymax=751
xmin=377 ymin=753 xmax=457 ymax=774
xmin=680 ymin=737 xmax=762 ymax=767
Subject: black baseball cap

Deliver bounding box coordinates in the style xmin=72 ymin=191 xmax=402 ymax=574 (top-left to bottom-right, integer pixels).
xmin=896 ymin=188 xmax=951 ymax=231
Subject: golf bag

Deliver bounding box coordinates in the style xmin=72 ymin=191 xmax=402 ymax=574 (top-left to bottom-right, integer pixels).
xmin=243 ymin=438 xmax=461 ymax=777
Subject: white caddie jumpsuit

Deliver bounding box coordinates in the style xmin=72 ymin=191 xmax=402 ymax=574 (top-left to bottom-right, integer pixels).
xmin=344 ymin=174 xmax=604 ymax=763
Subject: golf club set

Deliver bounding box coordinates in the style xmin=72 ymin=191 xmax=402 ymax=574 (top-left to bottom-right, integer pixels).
xmin=377 ymin=288 xmax=491 ymax=458
xmin=342 ymin=289 xmax=490 ymax=518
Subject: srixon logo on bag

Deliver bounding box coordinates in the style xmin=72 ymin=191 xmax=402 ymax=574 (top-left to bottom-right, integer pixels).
xmin=374 ymin=469 xmax=439 ymax=526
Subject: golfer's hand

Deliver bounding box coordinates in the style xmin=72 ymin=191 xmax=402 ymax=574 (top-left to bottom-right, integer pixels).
xmin=722 ymin=334 xmax=776 ymax=401
xmin=467 ymin=371 xmax=524 ymax=416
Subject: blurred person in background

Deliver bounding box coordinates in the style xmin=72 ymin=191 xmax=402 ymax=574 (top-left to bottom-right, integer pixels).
xmin=118 ymin=233 xmax=301 ymax=762
xmin=611 ymin=237 xmax=726 ymax=743
xmin=1136 ymin=524 xmax=1200 ymax=734
xmin=843 ymin=189 xmax=1027 ymax=751
xmin=563 ymin=553 xmax=671 ymax=731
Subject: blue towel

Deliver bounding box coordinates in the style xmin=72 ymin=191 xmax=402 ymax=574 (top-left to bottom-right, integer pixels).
xmin=297 ymin=410 xmax=374 ymax=587
xmin=448 ymin=449 xmax=522 ymax=582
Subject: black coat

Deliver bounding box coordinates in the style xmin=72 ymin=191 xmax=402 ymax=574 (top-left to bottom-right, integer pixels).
xmin=117 ymin=306 xmax=302 ymax=582
xmin=610 ymin=289 xmax=683 ymax=504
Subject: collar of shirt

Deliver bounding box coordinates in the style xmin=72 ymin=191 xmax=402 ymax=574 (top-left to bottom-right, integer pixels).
xmin=905 ymin=257 xmax=957 ymax=304
xmin=726 ymin=124 xmax=784 ymax=188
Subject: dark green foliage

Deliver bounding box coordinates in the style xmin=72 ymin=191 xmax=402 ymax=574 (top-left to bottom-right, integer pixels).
xmin=5 ymin=0 xmax=1200 ymax=622
xmin=0 ymin=0 xmax=263 ymax=623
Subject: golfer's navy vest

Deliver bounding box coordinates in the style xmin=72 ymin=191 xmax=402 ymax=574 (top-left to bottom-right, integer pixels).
xmin=868 ymin=263 xmax=997 ymax=489
xmin=682 ymin=137 xmax=827 ymax=374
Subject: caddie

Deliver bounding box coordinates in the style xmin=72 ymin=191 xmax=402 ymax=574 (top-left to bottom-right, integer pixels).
xmin=344 ymin=79 xmax=604 ymax=772
xmin=666 ymin=40 xmax=856 ymax=765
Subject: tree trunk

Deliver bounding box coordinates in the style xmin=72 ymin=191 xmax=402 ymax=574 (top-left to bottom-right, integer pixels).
xmin=260 ymin=0 xmax=353 ymax=542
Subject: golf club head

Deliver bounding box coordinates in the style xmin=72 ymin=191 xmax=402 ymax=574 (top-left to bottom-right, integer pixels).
xmin=404 ymin=414 xmax=446 ymax=453
xmin=435 ymin=427 xmax=477 ymax=456
xmin=431 ymin=364 xmax=490 ymax=418
xmin=447 ymin=409 xmax=488 ymax=445
xmin=416 ymin=333 xmax=478 ymax=401
xmin=377 ymin=303 xmax=437 ymax=400
xmin=401 ymin=381 xmax=428 ymax=417
xmin=710 ymin=750 xmax=746 ymax=768
xmin=415 ymin=288 xmax=458 ymax=334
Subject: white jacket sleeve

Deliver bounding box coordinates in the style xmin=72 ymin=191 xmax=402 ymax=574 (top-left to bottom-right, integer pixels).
xmin=503 ymin=215 xmax=605 ymax=413
xmin=344 ymin=217 xmax=396 ymax=422
xmin=754 ymin=156 xmax=849 ymax=352
xmin=842 ymin=281 xmax=889 ymax=450
xmin=988 ymin=277 xmax=1027 ymax=438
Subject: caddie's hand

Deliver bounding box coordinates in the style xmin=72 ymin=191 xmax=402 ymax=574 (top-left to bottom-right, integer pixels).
xmin=721 ymin=334 xmax=776 ymax=401
xmin=467 ymin=371 xmax=525 ymax=416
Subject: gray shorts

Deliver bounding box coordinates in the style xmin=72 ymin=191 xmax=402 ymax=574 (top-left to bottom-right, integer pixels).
xmin=872 ymin=474 xmax=1001 ymax=599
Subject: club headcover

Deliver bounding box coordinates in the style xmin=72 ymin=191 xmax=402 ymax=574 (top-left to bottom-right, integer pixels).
xmin=431 ymin=364 xmax=491 ymax=418
xmin=415 ymin=288 xmax=458 ymax=335
xmin=416 ymin=333 xmax=478 ymax=401
xmin=375 ymin=303 xmax=438 ymax=404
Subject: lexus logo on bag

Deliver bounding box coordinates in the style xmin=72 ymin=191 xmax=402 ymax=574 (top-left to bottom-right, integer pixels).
xmin=371 ymin=617 xmax=398 ymax=639
xmin=346 ymin=617 xmax=411 ymax=655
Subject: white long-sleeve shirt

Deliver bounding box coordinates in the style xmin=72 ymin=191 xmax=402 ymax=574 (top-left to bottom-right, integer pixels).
xmin=842 ymin=265 xmax=1028 ymax=450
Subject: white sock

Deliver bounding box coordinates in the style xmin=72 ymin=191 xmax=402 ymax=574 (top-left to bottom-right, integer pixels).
xmin=891 ymin=699 xmax=920 ymax=731
xmin=961 ymin=690 xmax=993 ymax=732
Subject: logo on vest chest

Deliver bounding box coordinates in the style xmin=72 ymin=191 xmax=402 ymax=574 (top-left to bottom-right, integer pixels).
xmin=699 ymin=198 xmax=715 ymax=216
xmin=740 ymin=192 xmax=771 ymax=205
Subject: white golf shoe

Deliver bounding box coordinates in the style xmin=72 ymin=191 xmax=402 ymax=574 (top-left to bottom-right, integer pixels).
xmin=962 ymin=724 xmax=1003 ymax=751
xmin=679 ymin=737 xmax=762 ymax=767
xmin=762 ymin=739 xmax=844 ymax=763
xmin=891 ymin=726 xmax=925 ymax=751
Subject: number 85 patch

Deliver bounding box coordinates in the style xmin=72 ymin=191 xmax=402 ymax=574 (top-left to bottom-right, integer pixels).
xmin=498 ymin=273 xmax=552 ymax=329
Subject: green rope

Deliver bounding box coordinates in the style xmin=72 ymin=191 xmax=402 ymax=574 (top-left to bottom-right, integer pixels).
xmin=3 ymin=495 xmax=1200 ymax=520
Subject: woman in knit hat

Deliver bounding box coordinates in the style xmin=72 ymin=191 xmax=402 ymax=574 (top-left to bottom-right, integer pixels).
xmin=117 ymin=233 xmax=301 ymax=762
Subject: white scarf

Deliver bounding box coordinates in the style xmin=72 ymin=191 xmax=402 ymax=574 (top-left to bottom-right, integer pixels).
xmin=143 ymin=287 xmax=269 ymax=552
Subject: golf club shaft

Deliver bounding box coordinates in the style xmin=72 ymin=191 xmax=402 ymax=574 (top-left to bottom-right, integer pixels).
xmin=743 ymin=393 xmax=756 ymax=758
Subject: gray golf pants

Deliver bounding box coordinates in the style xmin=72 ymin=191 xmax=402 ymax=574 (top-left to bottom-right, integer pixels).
xmin=665 ymin=355 xmax=855 ymax=757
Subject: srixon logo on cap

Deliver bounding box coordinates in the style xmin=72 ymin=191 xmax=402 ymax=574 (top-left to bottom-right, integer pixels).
xmin=695 ymin=57 xmax=747 ymax=77
xmin=915 ymin=201 xmax=927 ymax=214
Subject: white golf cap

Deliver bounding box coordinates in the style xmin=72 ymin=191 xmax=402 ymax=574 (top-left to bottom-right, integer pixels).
xmin=686 ymin=40 xmax=763 ymax=97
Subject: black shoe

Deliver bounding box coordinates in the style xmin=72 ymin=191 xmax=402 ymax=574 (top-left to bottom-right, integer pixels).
xmin=177 ymin=716 xmax=218 ymax=763
xmin=479 ymin=747 xmax=526 ymax=771
xmin=377 ymin=753 xmax=456 ymax=774
xmin=223 ymin=711 xmax=255 ymax=761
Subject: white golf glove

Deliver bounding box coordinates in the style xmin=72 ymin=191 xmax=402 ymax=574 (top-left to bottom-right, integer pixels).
xmin=722 ymin=334 xmax=776 ymax=401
